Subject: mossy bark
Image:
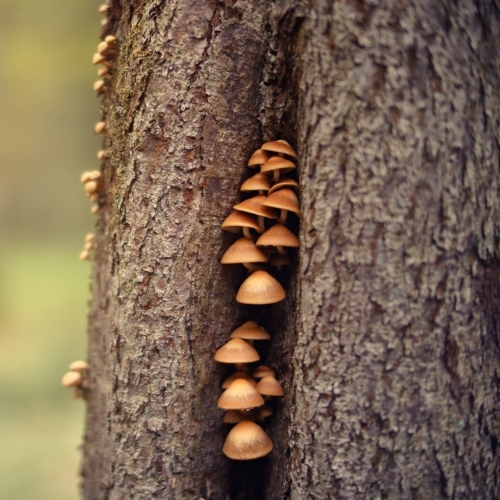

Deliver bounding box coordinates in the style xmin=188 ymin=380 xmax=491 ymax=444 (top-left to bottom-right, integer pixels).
xmin=83 ymin=1 xmax=500 ymax=498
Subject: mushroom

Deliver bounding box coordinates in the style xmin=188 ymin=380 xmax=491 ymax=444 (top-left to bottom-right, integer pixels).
xmin=252 ymin=365 xmax=276 ymax=379
xmin=98 ymin=3 xmax=108 ymax=14
xmin=214 ymin=338 xmax=260 ymax=364
xmin=261 ymin=156 xmax=296 ymax=183
xmin=93 ymin=80 xmax=107 ymax=94
xmin=256 ymin=404 xmax=274 ymax=421
xmin=261 ymin=140 xmax=297 ymax=159
xmin=69 ymin=360 xmax=89 ymax=373
xmin=247 ymin=149 xmax=271 ymax=169
xmin=255 ymin=376 xmax=284 ymax=397
xmin=61 ymin=371 xmax=83 ymax=388
xmin=223 ymin=410 xmax=252 ymax=424
xmin=262 ymin=189 xmax=300 ymax=224
xmin=229 ymin=321 xmax=270 ymax=341
xmin=222 ymin=420 xmax=273 ymax=460
xmin=221 ymin=211 xmax=261 ymax=239
xmin=256 ymin=223 xmax=299 ymax=255
xmin=217 ymin=379 xmax=265 ymax=410
xmin=233 ymin=195 xmax=278 ymax=233
xmin=221 ymin=238 xmax=267 ymax=271
xmin=222 ymin=371 xmax=257 ymax=389
xmin=94 ymin=121 xmax=106 ymax=134
xmin=268 ymin=177 xmax=299 ymax=195
xmin=240 ymin=173 xmax=271 ymax=194
xmin=236 ymin=270 xmax=286 ymax=305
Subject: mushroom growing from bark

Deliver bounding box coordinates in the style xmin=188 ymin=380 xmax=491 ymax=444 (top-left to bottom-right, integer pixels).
xmin=233 ymin=195 xmax=278 ymax=233
xmin=217 ymin=379 xmax=265 ymax=410
xmin=221 ymin=238 xmax=267 ymax=271
xmin=262 ymin=188 xmax=300 ymax=224
xmin=221 ymin=211 xmax=261 ymax=239
xmin=236 ymin=270 xmax=286 ymax=305
xmin=256 ymin=223 xmax=299 ymax=255
xmin=222 ymin=420 xmax=273 ymax=460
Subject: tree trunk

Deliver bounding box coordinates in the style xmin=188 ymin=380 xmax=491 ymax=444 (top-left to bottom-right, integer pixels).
xmin=83 ymin=1 xmax=500 ymax=498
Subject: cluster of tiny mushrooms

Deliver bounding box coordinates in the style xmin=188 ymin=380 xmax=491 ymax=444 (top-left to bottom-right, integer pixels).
xmin=63 ymin=4 xmax=114 ymax=391
xmin=216 ymin=139 xmax=300 ymax=460
xmin=64 ymin=3 xmax=303 ymax=464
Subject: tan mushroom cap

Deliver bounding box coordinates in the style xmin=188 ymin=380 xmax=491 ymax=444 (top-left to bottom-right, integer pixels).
xmin=92 ymin=53 xmax=105 ymax=65
xmin=261 ymin=140 xmax=297 ymax=158
xmin=61 ymin=371 xmax=83 ymax=387
xmin=69 ymin=360 xmax=89 ymax=373
xmin=222 ymin=420 xmax=273 ymax=460
xmin=230 ymin=321 xmax=270 ymax=341
xmin=218 ymin=379 xmax=265 ymax=410
xmin=256 ymin=224 xmax=299 ymax=249
xmin=256 ymin=375 xmax=284 ymax=396
xmin=80 ymin=170 xmax=102 ymax=183
xmin=261 ymin=156 xmax=296 ymax=176
xmin=256 ymin=404 xmax=274 ymax=421
xmin=233 ymin=195 xmax=278 ymax=220
xmin=240 ymin=173 xmax=271 ymax=193
xmin=252 ymin=365 xmax=276 ymax=379
xmin=221 ymin=211 xmax=261 ymax=238
xmin=221 ymin=238 xmax=267 ymax=265
xmin=268 ymin=177 xmax=299 ymax=195
xmin=262 ymin=189 xmax=300 ymax=215
xmin=222 ymin=371 xmax=257 ymax=389
xmin=236 ymin=270 xmax=286 ymax=305
xmin=247 ymin=149 xmax=271 ymax=168
xmin=214 ymin=338 xmax=260 ymax=364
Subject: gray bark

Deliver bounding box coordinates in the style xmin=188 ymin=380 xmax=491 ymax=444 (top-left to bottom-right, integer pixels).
xmin=83 ymin=0 xmax=500 ymax=499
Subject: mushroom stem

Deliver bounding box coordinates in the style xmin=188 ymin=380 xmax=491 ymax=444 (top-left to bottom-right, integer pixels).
xmin=242 ymin=226 xmax=252 ymax=239
xmin=273 ymin=170 xmax=280 ymax=183
xmin=243 ymin=263 xmax=260 ymax=272
xmin=278 ymin=209 xmax=288 ymax=224
xmin=257 ymin=215 xmax=265 ymax=233
xmin=276 ymin=246 xmax=287 ymax=256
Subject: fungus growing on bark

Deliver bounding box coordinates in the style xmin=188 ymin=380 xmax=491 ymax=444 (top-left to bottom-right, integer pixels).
xmin=214 ymin=338 xmax=260 ymax=364
xmin=93 ymin=80 xmax=106 ymax=94
xmin=236 ymin=270 xmax=286 ymax=304
xmin=217 ymin=379 xmax=265 ymax=410
xmin=223 ymin=410 xmax=251 ymax=424
xmin=222 ymin=371 xmax=257 ymax=389
xmin=221 ymin=238 xmax=267 ymax=271
xmin=221 ymin=211 xmax=261 ymax=239
xmin=94 ymin=121 xmax=106 ymax=134
xmin=256 ymin=223 xmax=300 ymax=256
xmin=233 ymin=195 xmax=278 ymax=233
xmin=240 ymin=173 xmax=271 ymax=194
xmin=261 ymin=140 xmax=297 ymax=159
xmin=247 ymin=149 xmax=271 ymax=168
xmin=262 ymin=188 xmax=300 ymax=223
xmin=222 ymin=420 xmax=273 ymax=460
xmin=256 ymin=376 xmax=284 ymax=397
xmin=229 ymin=321 xmax=270 ymax=341
xmin=260 ymin=156 xmax=296 ymax=182
xmin=252 ymin=365 xmax=275 ymax=379
xmin=267 ymin=177 xmax=299 ymax=195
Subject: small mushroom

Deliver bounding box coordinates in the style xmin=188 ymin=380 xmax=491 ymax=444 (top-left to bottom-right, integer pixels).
xmin=221 ymin=238 xmax=267 ymax=271
xmin=261 ymin=156 xmax=296 ymax=183
xmin=256 ymin=223 xmax=299 ymax=255
xmin=261 ymin=140 xmax=297 ymax=159
xmin=233 ymin=195 xmax=278 ymax=233
xmin=240 ymin=173 xmax=271 ymax=194
xmin=214 ymin=338 xmax=260 ymax=364
xmin=222 ymin=420 xmax=273 ymax=460
xmin=94 ymin=121 xmax=106 ymax=134
xmin=217 ymin=379 xmax=265 ymax=410
xmin=98 ymin=3 xmax=108 ymax=14
xmin=252 ymin=365 xmax=275 ymax=379
xmin=221 ymin=211 xmax=261 ymax=239
xmin=229 ymin=321 xmax=270 ymax=341
xmin=256 ymin=404 xmax=274 ymax=421
xmin=222 ymin=371 xmax=256 ymax=389
xmin=236 ymin=270 xmax=286 ymax=305
xmin=247 ymin=149 xmax=271 ymax=169
xmin=262 ymin=189 xmax=300 ymax=224
xmin=268 ymin=177 xmax=299 ymax=195
xmin=223 ymin=410 xmax=252 ymax=424
xmin=255 ymin=376 xmax=284 ymax=397
xmin=93 ymin=80 xmax=107 ymax=94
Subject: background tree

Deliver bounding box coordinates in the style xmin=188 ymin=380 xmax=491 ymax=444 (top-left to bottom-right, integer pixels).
xmin=83 ymin=0 xmax=500 ymax=498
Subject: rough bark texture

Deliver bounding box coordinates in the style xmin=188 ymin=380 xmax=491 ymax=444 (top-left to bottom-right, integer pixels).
xmin=83 ymin=0 xmax=500 ymax=498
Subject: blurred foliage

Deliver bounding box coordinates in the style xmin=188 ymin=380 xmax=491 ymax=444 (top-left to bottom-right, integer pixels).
xmin=0 ymin=0 xmax=103 ymax=498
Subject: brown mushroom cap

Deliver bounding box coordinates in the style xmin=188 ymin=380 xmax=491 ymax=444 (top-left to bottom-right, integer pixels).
xmin=222 ymin=420 xmax=273 ymax=460
xmin=252 ymin=365 xmax=276 ymax=379
xmin=268 ymin=177 xmax=299 ymax=195
xmin=236 ymin=270 xmax=286 ymax=305
xmin=256 ymin=375 xmax=284 ymax=396
xmin=262 ymin=189 xmax=300 ymax=215
xmin=221 ymin=238 xmax=267 ymax=265
xmin=261 ymin=140 xmax=297 ymax=158
xmin=222 ymin=371 xmax=257 ymax=389
xmin=256 ymin=404 xmax=274 ymax=421
xmin=247 ymin=149 xmax=271 ymax=168
xmin=218 ymin=379 xmax=265 ymax=410
xmin=61 ymin=371 xmax=83 ymax=387
xmin=223 ymin=410 xmax=252 ymax=424
xmin=256 ymin=224 xmax=299 ymax=249
xmin=230 ymin=321 xmax=270 ymax=341
xmin=261 ymin=156 xmax=296 ymax=176
xmin=240 ymin=173 xmax=271 ymax=193
xmin=214 ymin=338 xmax=260 ymax=364
xmin=69 ymin=360 xmax=89 ymax=373
xmin=233 ymin=195 xmax=278 ymax=220
xmin=221 ymin=211 xmax=261 ymax=236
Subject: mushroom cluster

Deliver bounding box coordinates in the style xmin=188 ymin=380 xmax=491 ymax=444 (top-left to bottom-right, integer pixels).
xmin=216 ymin=140 xmax=300 ymax=460
xmin=61 ymin=360 xmax=89 ymax=398
xmin=80 ymin=170 xmax=102 ymax=214
xmin=79 ymin=233 xmax=95 ymax=262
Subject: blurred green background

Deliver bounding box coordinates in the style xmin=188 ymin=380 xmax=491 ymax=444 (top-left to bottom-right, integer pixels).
xmin=0 ymin=0 xmax=103 ymax=498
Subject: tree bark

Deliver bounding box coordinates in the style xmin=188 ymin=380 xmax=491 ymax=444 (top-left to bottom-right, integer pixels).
xmin=83 ymin=0 xmax=500 ymax=498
